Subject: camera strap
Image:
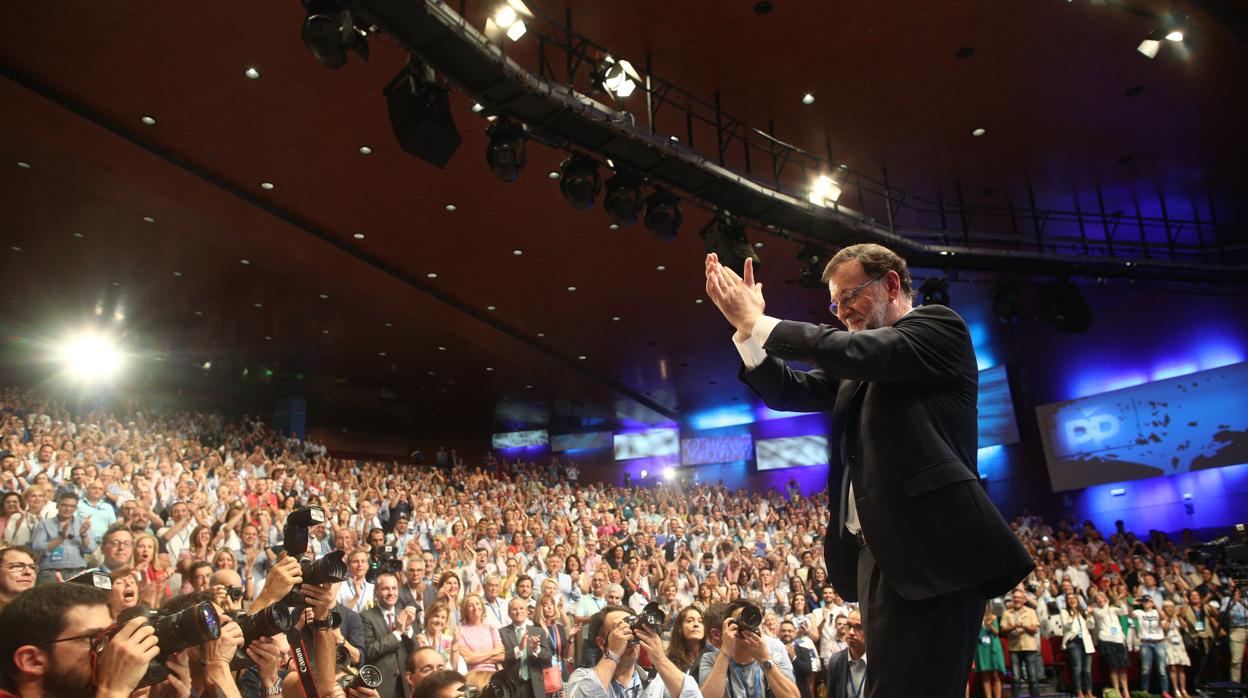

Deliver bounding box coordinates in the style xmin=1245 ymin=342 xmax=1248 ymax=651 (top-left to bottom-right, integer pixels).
xmin=286 ymin=626 xmax=321 ymax=698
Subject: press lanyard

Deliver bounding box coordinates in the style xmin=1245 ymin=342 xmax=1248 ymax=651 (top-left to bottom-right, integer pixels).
xmin=847 ymin=662 xmax=866 ymax=698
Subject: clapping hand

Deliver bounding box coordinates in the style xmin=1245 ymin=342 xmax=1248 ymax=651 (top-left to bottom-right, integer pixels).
xmin=704 ymin=253 xmax=766 ymax=336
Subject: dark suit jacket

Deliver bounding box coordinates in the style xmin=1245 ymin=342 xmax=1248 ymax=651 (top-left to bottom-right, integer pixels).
xmin=336 ymin=602 xmax=366 ymax=664
xmin=824 ymin=648 xmax=865 ymax=698
xmin=363 ymin=605 xmax=413 ymax=698
xmin=741 ymin=305 xmax=1033 ymax=601
xmin=500 ymin=622 xmax=554 ymax=698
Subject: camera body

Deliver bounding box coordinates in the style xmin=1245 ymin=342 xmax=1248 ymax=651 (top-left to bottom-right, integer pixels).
xmin=228 ymin=604 xmax=295 ymax=671
xmin=732 ymin=604 xmax=763 ymax=634
xmin=625 ymin=601 xmax=666 ymax=639
xmin=367 ymin=544 xmax=403 ymax=584
xmin=114 ymin=602 xmax=221 ymax=688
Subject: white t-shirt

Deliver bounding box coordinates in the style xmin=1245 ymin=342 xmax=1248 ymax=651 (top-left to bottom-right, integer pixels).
xmin=1132 ymin=608 xmax=1164 ymax=641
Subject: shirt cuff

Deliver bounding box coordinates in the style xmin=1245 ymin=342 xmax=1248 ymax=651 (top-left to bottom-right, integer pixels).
xmin=731 ymin=316 xmax=780 ymax=370
xmin=752 ymin=315 xmax=781 ymax=345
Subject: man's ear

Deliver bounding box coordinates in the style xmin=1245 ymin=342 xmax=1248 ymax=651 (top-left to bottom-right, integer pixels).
xmin=12 ymin=645 xmax=48 ymax=677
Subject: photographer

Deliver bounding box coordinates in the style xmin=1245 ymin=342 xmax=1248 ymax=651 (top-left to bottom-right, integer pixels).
xmin=0 ymin=582 xmax=192 ymax=698
xmin=565 ymin=605 xmax=699 ymax=698
xmin=698 ymin=601 xmax=798 ymax=698
xmin=159 ymin=590 xmax=246 ymax=698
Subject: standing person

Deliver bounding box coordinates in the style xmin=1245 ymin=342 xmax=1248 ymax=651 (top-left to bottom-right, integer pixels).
xmin=1001 ymin=590 xmax=1042 ymax=698
xmin=30 ymin=490 xmax=95 ymax=584
xmin=363 ymin=572 xmax=418 ymax=698
xmin=974 ymin=603 xmax=1005 ymax=698
xmin=501 ymin=596 xmax=553 ymax=698
xmin=704 ymin=244 xmax=1032 ymax=698
xmin=1059 ymin=593 xmax=1096 ymax=698
xmin=1225 ymin=586 xmax=1248 ymax=684
xmin=1161 ymin=600 xmax=1191 ymax=698
xmin=824 ymin=609 xmax=867 ymax=698
xmin=535 ymin=592 xmax=573 ymax=681
xmin=457 ymin=593 xmax=505 ymax=673
xmin=1133 ymin=595 xmax=1170 ymax=696
xmin=665 ymin=605 xmax=708 ymax=676
xmin=1180 ymin=588 xmax=1216 ymax=690
xmin=779 ymin=619 xmax=821 ymax=698
xmin=1090 ymin=590 xmax=1131 ymax=698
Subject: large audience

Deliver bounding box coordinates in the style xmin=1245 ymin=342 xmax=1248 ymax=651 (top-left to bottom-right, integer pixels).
xmin=0 ymin=386 xmax=1245 ymax=698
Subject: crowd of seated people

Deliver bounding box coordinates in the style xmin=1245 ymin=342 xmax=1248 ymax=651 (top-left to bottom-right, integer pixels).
xmin=1 ymin=386 xmax=1246 ymax=698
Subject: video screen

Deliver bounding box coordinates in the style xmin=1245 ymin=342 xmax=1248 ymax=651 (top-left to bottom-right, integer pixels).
xmin=1036 ymin=361 xmax=1248 ymax=491
xmin=491 ymin=429 xmax=549 ymax=449
xmin=614 ymin=428 xmax=680 ymax=460
xmin=978 ymin=364 xmax=1020 ymax=448
xmin=681 ymin=435 xmax=754 ymax=466
xmin=552 ymin=431 xmax=613 ymax=451
xmin=755 ymin=435 xmax=829 ymax=471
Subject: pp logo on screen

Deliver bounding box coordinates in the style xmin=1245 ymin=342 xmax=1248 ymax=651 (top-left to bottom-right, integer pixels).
xmin=1062 ymin=409 xmax=1120 ymax=451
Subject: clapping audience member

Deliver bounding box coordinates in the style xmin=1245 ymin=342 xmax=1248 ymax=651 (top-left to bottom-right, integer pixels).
xmin=1059 ymin=592 xmax=1096 ymax=698
xmin=974 ymin=603 xmax=1005 ymax=698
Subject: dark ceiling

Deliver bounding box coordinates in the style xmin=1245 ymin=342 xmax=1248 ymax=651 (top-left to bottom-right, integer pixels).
xmin=1 ymin=0 xmax=1245 ymax=437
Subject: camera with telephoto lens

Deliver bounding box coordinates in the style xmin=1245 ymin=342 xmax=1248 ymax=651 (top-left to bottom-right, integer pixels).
xmin=733 ymin=604 xmax=763 ymax=634
xmin=336 ymin=664 xmax=384 ymax=691
xmin=367 ymin=544 xmax=403 ymax=584
xmin=112 ymin=602 xmax=221 ymax=688
xmin=625 ymin=602 xmax=666 ymax=640
xmin=280 ymin=549 xmax=349 ymax=607
xmin=283 ymin=505 xmax=326 ymax=556
xmin=228 ymin=604 xmax=295 ymax=670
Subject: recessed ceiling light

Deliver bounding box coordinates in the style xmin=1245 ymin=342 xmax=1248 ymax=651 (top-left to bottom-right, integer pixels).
xmin=322 ymin=329 xmax=330 ymax=334
xmin=438 ymin=346 xmax=446 ymax=351
xmin=754 ymin=242 xmax=764 ymax=248
xmin=240 ymin=259 xmax=251 ymax=265
xmin=10 ymin=246 xmax=21 ymax=252
xmin=939 ymin=250 xmax=950 ymax=256
xmin=111 ymin=281 xmax=121 ymax=287
xmin=472 ymin=102 xmax=485 ymax=113
xmin=611 ymin=316 xmax=621 ymax=321
xmin=172 ymin=271 xmax=182 ymax=277
xmin=384 ymin=322 xmax=393 ymax=328
xmin=656 ymin=265 xmax=667 ymax=271
xmin=140 ymin=115 xmax=157 ymax=126
xmin=254 ymin=302 xmax=263 ymax=308
xmin=445 ymin=204 xmax=457 ymax=212
xmin=608 ymin=223 xmax=619 ymax=230
xmin=16 ymin=161 xmax=31 ymax=169
xmin=319 ymin=293 xmax=329 ymax=299
xmin=264 ymin=335 xmax=272 ymax=341
xmin=566 ymin=286 xmax=577 ymax=292
xmin=801 ymin=93 xmax=815 ymax=105
xmin=260 ymin=182 xmax=275 ymax=190
xmin=427 ymin=272 xmax=438 ymax=279
xmin=486 ymin=367 xmax=494 ymax=372
xmin=695 ymin=299 xmax=704 ymax=304
xmin=670 ymin=135 xmax=679 ymax=142
xmin=547 ymin=171 xmax=560 ymax=179
xmin=72 ymin=232 xmax=85 ymax=239
xmin=142 ymin=216 xmax=156 ymax=223
xmin=525 ymin=384 xmax=532 ymax=389
xmin=244 ymin=67 xmax=261 ymax=80
xmin=971 ymin=127 xmax=986 ymax=137
xmin=428 ymin=370 xmax=436 ymax=375
xmin=487 ymin=305 xmax=496 ymax=311
xmin=194 ymin=310 xmax=204 ymax=316
xmin=379 ymin=351 xmax=387 ymax=357
xmin=512 ymin=249 xmax=523 ymax=256
xmin=353 ymin=232 xmax=365 ymax=240
xmin=537 ymin=332 xmax=545 ymax=338
xmin=358 ymin=145 xmax=373 ymax=155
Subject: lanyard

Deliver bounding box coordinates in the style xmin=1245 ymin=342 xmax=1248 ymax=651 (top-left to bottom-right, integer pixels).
xmin=847 ymin=661 xmax=866 ymax=698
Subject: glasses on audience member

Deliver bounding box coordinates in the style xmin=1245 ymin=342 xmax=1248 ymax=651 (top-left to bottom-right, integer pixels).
xmin=3 ymin=562 xmax=37 ymax=573
xmin=828 ymin=276 xmax=883 ymax=315
xmin=845 ymin=623 xmax=864 ymax=633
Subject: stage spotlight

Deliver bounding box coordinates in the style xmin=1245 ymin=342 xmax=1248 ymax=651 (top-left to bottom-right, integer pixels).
xmin=593 ymin=56 xmax=641 ymax=98
xmin=699 ymin=211 xmax=760 ymax=277
xmin=59 ymin=332 xmax=124 ymax=383
xmin=661 ymin=467 xmax=677 ymax=482
xmin=991 ymin=281 xmax=1021 ymax=324
xmin=485 ymin=117 xmax=526 ymax=182
xmin=918 ymin=277 xmax=950 ymax=306
xmin=796 ymin=246 xmax=829 ymax=290
xmin=300 ymin=0 xmax=369 ymax=70
xmin=1137 ymin=30 xmax=1163 ymax=59
xmin=558 ymin=155 xmax=601 ymax=209
xmin=385 ymin=61 xmax=461 ymax=169
xmin=484 ymin=0 xmax=533 ymax=43
xmin=1036 ymin=279 xmax=1093 ymax=333
xmin=808 ymin=164 xmax=849 ymax=207
xmin=1165 ymin=12 xmax=1187 ymax=42
xmin=643 ymin=189 xmax=682 ymax=241
xmin=603 ymin=175 xmax=643 ymax=227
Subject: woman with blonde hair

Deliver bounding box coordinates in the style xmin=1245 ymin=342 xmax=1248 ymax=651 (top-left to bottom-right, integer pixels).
xmin=456 ymin=593 xmax=504 ymax=673
xmin=1162 ymin=600 xmax=1192 ymax=697
xmin=417 ymin=600 xmax=462 ymax=671
xmin=131 ymin=532 xmax=172 ymax=605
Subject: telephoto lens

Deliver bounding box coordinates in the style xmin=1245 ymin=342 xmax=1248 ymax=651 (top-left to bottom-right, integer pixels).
xmin=114 ymin=601 xmax=222 ymax=688
xmin=229 ymin=604 xmax=295 ymax=671
xmin=303 ymin=549 xmax=348 ymax=585
xmin=735 ymin=604 xmax=763 ymax=633
xmin=336 ymin=664 xmax=384 ymax=690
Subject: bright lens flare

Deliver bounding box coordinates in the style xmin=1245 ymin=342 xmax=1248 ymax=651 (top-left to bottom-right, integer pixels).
xmin=808 ymin=174 xmax=843 ymax=206
xmin=59 ymin=333 xmax=124 ymax=382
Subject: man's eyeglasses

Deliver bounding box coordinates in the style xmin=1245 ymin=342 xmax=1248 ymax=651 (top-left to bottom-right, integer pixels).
xmin=2 ymin=561 xmax=37 ymax=573
xmin=828 ymin=276 xmax=883 ymax=315
xmin=845 ymin=623 xmax=864 ymax=634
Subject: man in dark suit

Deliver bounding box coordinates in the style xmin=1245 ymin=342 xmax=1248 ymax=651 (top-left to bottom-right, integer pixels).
xmin=705 ymin=244 xmax=1033 ymax=697
xmin=501 ymin=596 xmax=554 ymax=698
xmin=364 ymin=572 xmax=419 ymax=698
xmin=824 ymin=610 xmax=867 ymax=698
xmin=779 ymin=620 xmax=820 ymax=698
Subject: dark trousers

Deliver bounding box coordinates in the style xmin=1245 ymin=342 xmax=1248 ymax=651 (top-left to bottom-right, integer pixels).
xmin=857 ymin=544 xmax=983 ymax=698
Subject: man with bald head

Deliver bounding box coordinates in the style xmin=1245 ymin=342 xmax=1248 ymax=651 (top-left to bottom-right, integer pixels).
xmin=212 ymin=567 xmax=245 ymax=614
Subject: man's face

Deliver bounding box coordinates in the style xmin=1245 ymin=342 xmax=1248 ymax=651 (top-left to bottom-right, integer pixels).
xmin=86 ymin=481 xmax=104 ymax=502
xmin=368 ymin=531 xmax=385 ymax=547
xmin=103 ymin=530 xmax=134 ymax=568
xmin=486 ymin=578 xmax=501 ymax=599
xmin=71 ymin=467 xmax=85 ymax=485
xmin=25 ymin=603 xmax=112 ymax=697
xmin=56 ymin=498 xmax=77 ymax=520
xmin=405 ymin=649 xmax=443 ymax=687
xmin=350 ymin=553 xmax=370 ymax=576
xmin=508 ymin=599 xmax=530 ymax=625
xmin=778 ymin=622 xmax=796 ymax=643
xmin=1012 ymin=592 xmax=1026 ymax=608
xmin=171 ymin=503 xmax=189 ymax=522
xmin=844 ymin=612 xmax=865 ymax=654
xmin=517 ymin=579 xmax=532 ymax=598
xmin=827 ymin=260 xmax=891 ymax=332
xmin=833 ymin=616 xmax=847 ymax=637
xmin=407 ymin=561 xmax=425 ymax=586
xmin=591 ymin=574 xmax=606 ymax=594
xmin=377 ymin=576 xmax=399 ymax=606
xmin=242 ymin=526 xmax=258 ymax=545
xmin=0 ymin=550 xmax=36 ymax=596
xmin=192 ymin=566 xmax=212 ymax=592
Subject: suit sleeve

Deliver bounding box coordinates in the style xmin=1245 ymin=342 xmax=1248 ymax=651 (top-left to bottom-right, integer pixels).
xmin=762 ymin=307 xmax=970 ymax=385
xmin=343 ymin=610 xmax=366 ymax=662
xmin=529 ymin=628 xmax=554 ymax=666
xmin=739 ymin=357 xmax=841 ymax=413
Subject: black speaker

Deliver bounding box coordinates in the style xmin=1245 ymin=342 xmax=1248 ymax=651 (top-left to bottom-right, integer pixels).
xmin=385 ymin=75 xmax=462 ymax=169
